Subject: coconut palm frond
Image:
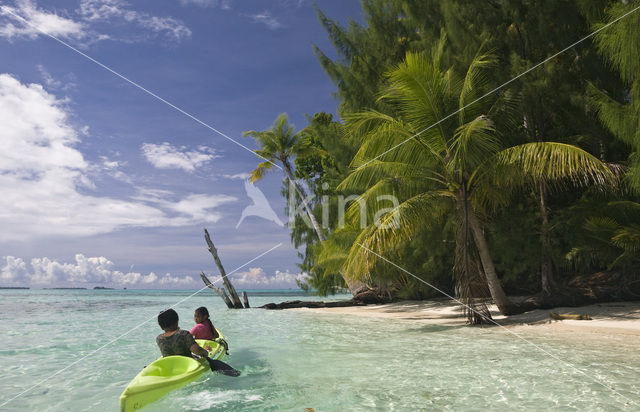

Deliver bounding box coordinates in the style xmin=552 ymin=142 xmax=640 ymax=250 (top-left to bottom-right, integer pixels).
xmin=450 ymin=115 xmax=500 ymax=172
xmin=458 ymin=51 xmax=498 ymax=123
xmin=494 ymin=142 xmax=617 ymax=189
xmin=382 ymin=52 xmax=458 ymax=151
xmin=249 ymin=161 xmax=275 ymax=183
xmin=350 ymin=119 xmax=440 ymax=168
xmin=343 ymin=176 xmax=437 ymax=227
xmin=343 ymin=109 xmax=398 ymax=139
xmin=338 ymin=160 xmax=435 ymax=192
xmin=342 ymin=191 xmax=451 ymax=280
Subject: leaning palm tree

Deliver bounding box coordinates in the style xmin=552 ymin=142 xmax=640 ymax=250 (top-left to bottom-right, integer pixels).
xmin=339 ymin=40 xmax=615 ymax=321
xmin=244 ymin=114 xmax=326 ymax=239
xmin=244 ymin=114 xmax=369 ymax=296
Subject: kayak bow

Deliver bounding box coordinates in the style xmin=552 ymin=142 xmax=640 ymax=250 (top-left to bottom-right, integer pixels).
xmin=119 ymin=335 xmax=225 ymax=412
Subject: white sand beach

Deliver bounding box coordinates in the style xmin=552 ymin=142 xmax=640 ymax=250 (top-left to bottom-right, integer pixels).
xmin=292 ymin=299 xmax=640 ymax=339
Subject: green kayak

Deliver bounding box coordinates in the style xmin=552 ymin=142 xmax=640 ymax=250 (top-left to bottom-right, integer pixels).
xmin=119 ymin=334 xmax=226 ymax=412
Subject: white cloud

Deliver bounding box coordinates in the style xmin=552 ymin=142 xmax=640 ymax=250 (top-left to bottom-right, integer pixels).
xmin=0 ymin=0 xmax=191 ymax=44
xmin=0 ymin=254 xmax=196 ymax=287
xmin=36 ymin=64 xmax=61 ymax=89
xmin=249 ymin=11 xmax=282 ymax=30
xmin=1 ymin=256 xmax=28 ymax=283
xmin=36 ymin=65 xmax=77 ymax=91
xmin=0 ymin=0 xmax=87 ymax=40
xmin=95 ymin=155 xmax=133 ymax=183
xmin=180 ymin=0 xmax=232 ymax=9
xmin=232 ymin=267 xmax=307 ymax=289
xmin=142 ymin=142 xmax=219 ymax=172
xmin=78 ymin=0 xmax=191 ymax=41
xmin=0 ymin=74 xmax=235 ymax=241
xmin=166 ymin=194 xmax=236 ymax=221
xmin=223 ymin=172 xmax=251 ymax=180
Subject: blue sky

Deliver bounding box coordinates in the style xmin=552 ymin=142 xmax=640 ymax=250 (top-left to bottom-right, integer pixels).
xmin=0 ymin=0 xmax=363 ymax=289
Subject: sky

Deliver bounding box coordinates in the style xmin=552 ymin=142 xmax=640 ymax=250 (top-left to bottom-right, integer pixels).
xmin=0 ymin=0 xmax=364 ymax=289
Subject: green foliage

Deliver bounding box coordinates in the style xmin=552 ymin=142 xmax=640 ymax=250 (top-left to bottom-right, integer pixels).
xmin=271 ymin=0 xmax=640 ymax=301
xmin=591 ymin=1 xmax=640 ymax=191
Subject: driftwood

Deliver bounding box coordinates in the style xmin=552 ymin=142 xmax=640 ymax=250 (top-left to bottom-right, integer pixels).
xmin=200 ymin=272 xmax=234 ymax=309
xmin=261 ymin=299 xmax=367 ymax=310
xmin=260 ymin=289 xmax=392 ymax=310
xmin=242 ymin=291 xmax=250 ymax=308
xmin=550 ymin=312 xmax=592 ymax=320
xmin=203 ymin=228 xmax=245 ymax=309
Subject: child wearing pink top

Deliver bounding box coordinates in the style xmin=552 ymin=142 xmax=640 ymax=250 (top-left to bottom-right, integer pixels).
xmin=190 ymin=306 xmax=219 ymax=340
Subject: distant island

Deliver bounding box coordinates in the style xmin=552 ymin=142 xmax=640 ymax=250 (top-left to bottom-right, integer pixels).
xmin=44 ymin=287 xmax=87 ymax=290
xmin=93 ymin=286 xmax=114 ymax=290
xmin=0 ymin=286 xmax=29 ymax=289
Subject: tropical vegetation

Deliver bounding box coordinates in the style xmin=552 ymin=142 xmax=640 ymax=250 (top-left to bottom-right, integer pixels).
xmin=244 ymin=0 xmax=640 ymax=321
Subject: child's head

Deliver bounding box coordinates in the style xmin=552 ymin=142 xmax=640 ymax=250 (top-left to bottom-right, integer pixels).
xmin=158 ymin=309 xmax=179 ymax=331
xmin=194 ymin=306 xmax=210 ymax=324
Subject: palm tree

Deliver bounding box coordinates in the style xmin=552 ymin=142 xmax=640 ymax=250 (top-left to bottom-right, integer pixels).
xmin=338 ymin=40 xmax=614 ymax=321
xmin=244 ymin=114 xmax=370 ymax=296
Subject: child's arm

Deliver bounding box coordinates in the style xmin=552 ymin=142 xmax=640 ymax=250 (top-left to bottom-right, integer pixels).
xmin=190 ymin=342 xmax=209 ymax=358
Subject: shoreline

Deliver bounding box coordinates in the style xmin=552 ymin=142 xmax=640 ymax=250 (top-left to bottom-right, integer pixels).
xmin=291 ymin=298 xmax=640 ymax=338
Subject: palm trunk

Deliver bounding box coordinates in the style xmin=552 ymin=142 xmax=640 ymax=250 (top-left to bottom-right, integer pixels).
xmin=467 ymin=209 xmax=519 ymax=315
xmin=456 ymin=188 xmax=492 ymax=324
xmin=282 ymin=159 xmax=369 ymax=296
xmin=282 ymin=159 xmax=326 ymax=242
xmin=538 ymin=181 xmax=557 ymax=296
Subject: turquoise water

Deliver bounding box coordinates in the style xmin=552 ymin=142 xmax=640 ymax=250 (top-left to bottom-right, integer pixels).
xmin=0 ymin=289 xmax=638 ymax=411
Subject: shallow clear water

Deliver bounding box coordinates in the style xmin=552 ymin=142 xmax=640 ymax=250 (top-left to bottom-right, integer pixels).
xmin=0 ymin=289 xmax=638 ymax=411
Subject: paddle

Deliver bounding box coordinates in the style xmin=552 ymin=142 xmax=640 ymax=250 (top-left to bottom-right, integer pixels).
xmin=204 ymin=357 xmax=241 ymax=377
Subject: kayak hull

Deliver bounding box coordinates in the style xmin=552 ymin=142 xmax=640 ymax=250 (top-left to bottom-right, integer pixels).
xmin=119 ymin=335 xmax=225 ymax=412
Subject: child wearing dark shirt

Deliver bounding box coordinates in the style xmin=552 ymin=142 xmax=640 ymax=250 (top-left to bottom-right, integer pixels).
xmin=156 ymin=308 xmax=209 ymax=358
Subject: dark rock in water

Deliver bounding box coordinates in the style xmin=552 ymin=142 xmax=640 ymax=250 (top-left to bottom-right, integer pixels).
xmin=352 ymin=289 xmax=389 ymax=304
xmin=260 ymin=299 xmax=367 ymax=310
xmin=260 ymin=288 xmax=394 ymax=310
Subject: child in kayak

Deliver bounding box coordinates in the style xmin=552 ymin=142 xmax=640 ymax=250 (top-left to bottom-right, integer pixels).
xmin=191 ymin=306 xmax=219 ymax=340
xmin=156 ymin=308 xmax=209 ymax=358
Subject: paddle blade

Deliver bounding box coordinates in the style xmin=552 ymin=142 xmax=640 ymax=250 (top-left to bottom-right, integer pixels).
xmin=206 ymin=358 xmax=241 ymax=377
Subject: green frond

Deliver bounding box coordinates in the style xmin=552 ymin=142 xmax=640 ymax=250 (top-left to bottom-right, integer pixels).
xmin=587 ymin=83 xmax=637 ymax=146
xmin=381 ymin=51 xmax=458 ymax=149
xmin=342 ymin=191 xmax=452 ymax=280
xmin=458 ymin=52 xmax=497 ymax=122
xmin=493 ymin=142 xmax=616 ymax=189
xmin=450 ymin=115 xmax=500 ymax=172
xmin=343 ymin=176 xmax=437 ymax=227
xmin=249 ymin=161 xmax=275 ymax=183
xmin=611 ymin=225 xmax=640 ymax=253
xmin=605 ymin=201 xmax=640 ymax=223
xmin=584 ymin=216 xmax=619 ymax=240
xmin=349 ymin=119 xmax=439 ymax=167
xmin=594 ymin=2 xmax=640 ymax=85
xmin=338 ymin=160 xmax=435 ymax=192
xmin=343 ymin=109 xmax=398 ymax=139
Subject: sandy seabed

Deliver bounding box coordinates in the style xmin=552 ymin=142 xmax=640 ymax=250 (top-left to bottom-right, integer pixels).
xmin=292 ymin=299 xmax=640 ymax=341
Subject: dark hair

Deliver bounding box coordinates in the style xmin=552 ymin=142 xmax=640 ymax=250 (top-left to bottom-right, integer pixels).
xmin=158 ymin=308 xmax=179 ymax=329
xmin=195 ymin=306 xmax=215 ymax=338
